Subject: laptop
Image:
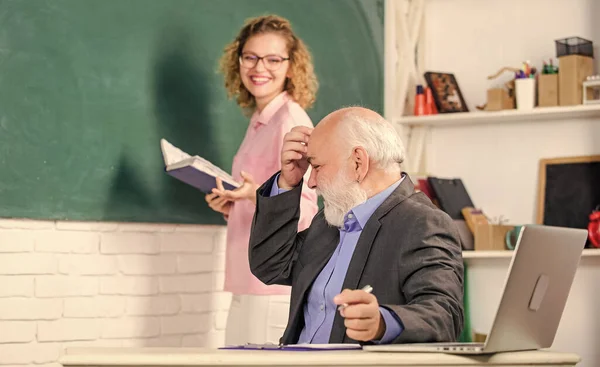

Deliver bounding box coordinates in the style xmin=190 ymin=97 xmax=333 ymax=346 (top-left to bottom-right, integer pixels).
xmin=364 ymin=225 xmax=588 ymax=355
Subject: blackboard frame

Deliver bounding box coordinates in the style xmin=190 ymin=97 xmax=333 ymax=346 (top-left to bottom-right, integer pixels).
xmin=536 ymin=155 xmax=600 ymax=227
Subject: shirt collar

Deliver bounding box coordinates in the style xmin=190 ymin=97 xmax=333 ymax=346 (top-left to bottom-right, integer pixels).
xmin=250 ymin=91 xmax=289 ymax=127
xmin=343 ymin=175 xmax=405 ymax=232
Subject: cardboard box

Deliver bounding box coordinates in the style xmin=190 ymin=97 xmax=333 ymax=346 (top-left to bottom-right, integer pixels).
xmin=486 ymin=88 xmax=514 ymax=111
xmin=558 ymin=55 xmax=594 ymax=105
xmin=474 ymin=223 xmax=514 ymax=251
xmin=538 ymin=74 xmax=558 ymax=107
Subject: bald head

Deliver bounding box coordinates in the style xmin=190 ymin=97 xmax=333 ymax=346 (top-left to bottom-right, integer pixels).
xmin=308 ymin=106 xmax=404 ymax=173
xmin=312 ymin=106 xmax=381 ymax=140
xmin=305 ymin=106 xmax=404 ymax=225
xmin=325 ymin=106 xmax=384 ymax=122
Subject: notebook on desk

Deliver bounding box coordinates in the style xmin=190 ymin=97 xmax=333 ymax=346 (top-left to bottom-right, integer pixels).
xmin=219 ymin=343 xmax=362 ymax=351
xmin=364 ymin=225 xmax=587 ymax=355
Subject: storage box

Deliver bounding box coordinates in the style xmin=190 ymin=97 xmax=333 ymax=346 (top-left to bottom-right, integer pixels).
xmin=538 ymin=74 xmax=559 ymax=107
xmin=558 ymin=55 xmax=594 ymax=105
xmin=486 ymin=88 xmax=514 ymax=111
xmin=474 ymin=223 xmax=513 ymax=251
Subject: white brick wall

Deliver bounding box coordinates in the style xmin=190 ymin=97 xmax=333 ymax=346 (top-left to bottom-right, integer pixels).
xmin=0 ymin=219 xmax=230 ymax=366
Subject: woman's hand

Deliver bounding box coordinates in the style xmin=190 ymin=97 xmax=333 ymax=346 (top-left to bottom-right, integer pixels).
xmin=205 ymin=179 xmax=233 ymax=218
xmin=211 ymin=171 xmax=259 ymax=205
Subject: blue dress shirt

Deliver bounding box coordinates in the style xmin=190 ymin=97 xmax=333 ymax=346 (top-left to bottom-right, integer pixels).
xmin=269 ymin=175 xmax=405 ymax=344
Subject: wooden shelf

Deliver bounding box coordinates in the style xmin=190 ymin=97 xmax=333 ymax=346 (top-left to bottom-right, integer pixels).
xmin=462 ymin=248 xmax=600 ymax=259
xmin=395 ymin=104 xmax=600 ymax=127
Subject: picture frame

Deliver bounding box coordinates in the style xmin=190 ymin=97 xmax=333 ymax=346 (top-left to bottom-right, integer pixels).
xmin=424 ymin=71 xmax=469 ymax=113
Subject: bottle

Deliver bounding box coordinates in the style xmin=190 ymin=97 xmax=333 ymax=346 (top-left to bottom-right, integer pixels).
xmin=414 ymin=84 xmax=425 ymax=116
xmin=424 ymin=87 xmax=436 ymax=115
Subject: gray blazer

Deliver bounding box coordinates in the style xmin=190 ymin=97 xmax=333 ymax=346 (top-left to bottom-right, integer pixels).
xmin=249 ymin=173 xmax=464 ymax=345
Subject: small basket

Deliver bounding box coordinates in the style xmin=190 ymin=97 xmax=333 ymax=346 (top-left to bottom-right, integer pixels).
xmin=555 ymin=37 xmax=594 ymax=58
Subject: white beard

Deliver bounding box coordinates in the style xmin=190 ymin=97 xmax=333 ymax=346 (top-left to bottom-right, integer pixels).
xmin=316 ymin=170 xmax=368 ymax=228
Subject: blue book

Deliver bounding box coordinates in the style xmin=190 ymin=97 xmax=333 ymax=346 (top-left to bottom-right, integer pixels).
xmin=160 ymin=139 xmax=240 ymax=194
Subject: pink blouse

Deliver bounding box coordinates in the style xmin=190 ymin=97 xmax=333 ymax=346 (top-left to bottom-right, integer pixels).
xmin=224 ymin=92 xmax=319 ymax=295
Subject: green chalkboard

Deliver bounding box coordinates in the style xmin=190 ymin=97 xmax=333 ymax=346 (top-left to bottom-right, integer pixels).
xmin=0 ymin=0 xmax=384 ymax=224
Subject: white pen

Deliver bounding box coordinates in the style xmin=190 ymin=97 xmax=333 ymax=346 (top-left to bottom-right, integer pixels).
xmin=337 ymin=284 xmax=373 ymax=311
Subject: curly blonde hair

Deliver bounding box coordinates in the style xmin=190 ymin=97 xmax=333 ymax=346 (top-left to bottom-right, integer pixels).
xmin=219 ymin=14 xmax=318 ymax=113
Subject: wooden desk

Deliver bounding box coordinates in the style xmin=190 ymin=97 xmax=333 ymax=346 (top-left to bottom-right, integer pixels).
xmin=59 ymin=347 xmax=581 ymax=367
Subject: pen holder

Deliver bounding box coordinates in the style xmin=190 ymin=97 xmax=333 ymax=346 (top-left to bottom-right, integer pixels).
xmin=515 ymin=78 xmax=536 ymax=110
xmin=538 ymin=74 xmax=559 ymax=107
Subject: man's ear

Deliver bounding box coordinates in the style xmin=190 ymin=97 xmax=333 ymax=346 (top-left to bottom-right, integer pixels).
xmin=352 ymin=147 xmax=369 ymax=183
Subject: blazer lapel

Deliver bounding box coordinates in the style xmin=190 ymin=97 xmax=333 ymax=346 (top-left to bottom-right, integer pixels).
xmin=286 ymin=220 xmax=339 ymax=342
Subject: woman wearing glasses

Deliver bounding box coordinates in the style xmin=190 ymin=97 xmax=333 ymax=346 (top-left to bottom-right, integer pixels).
xmin=207 ymin=15 xmax=319 ymax=345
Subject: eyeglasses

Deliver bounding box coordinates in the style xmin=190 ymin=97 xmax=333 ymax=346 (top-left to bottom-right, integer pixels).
xmin=239 ymin=53 xmax=290 ymax=71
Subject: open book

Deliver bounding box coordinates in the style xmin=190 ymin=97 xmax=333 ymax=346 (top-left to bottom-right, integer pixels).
xmin=160 ymin=138 xmax=240 ymax=194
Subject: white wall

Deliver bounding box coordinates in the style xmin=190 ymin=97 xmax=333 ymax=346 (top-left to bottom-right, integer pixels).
xmin=424 ymin=0 xmax=596 ymax=114
xmin=422 ymin=0 xmax=600 ymax=226
xmin=0 ymin=219 xmax=230 ymax=367
xmin=418 ymin=0 xmax=600 ymax=366
xmin=427 ymin=119 xmax=600 ymax=224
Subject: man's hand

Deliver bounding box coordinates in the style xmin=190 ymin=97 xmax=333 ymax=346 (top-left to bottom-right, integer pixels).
xmin=279 ymin=126 xmax=312 ymax=190
xmin=334 ymin=289 xmax=385 ymax=341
